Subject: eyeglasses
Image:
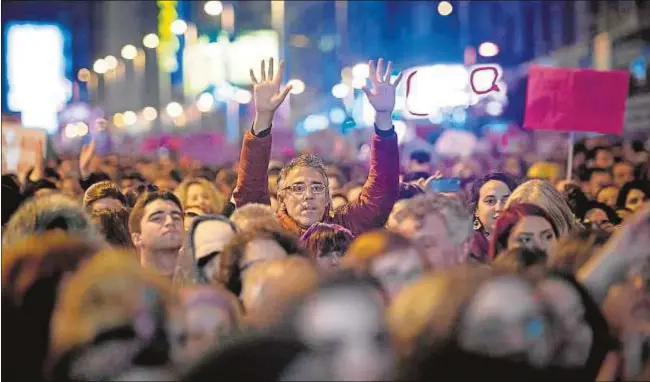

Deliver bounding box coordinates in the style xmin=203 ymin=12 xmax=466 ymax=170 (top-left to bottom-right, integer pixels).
xmin=283 ymin=183 xmax=327 ymax=195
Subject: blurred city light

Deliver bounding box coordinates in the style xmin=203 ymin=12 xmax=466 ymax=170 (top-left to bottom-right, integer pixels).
xmin=351 ymin=77 xmax=366 ymax=89
xmin=204 ymin=1 xmax=223 ymax=16
xmin=77 ymin=68 xmax=90 ymax=82
xmin=438 ymin=1 xmax=453 ymax=16
xmin=197 ymin=92 xmax=215 ymax=112
xmin=404 ymin=65 xmax=472 ymax=117
xmin=451 ymin=108 xmax=467 ymax=123
xmin=288 ymin=79 xmax=305 ymax=94
xmin=304 ymin=114 xmax=329 ymax=132
xmin=64 ymin=123 xmax=77 ymax=138
xmin=331 ymin=83 xmax=350 ymax=99
xmin=142 ymin=106 xmax=158 ymax=121
xmin=171 ymin=20 xmax=188 ymax=35
xmin=104 ymin=55 xmax=118 ymax=70
xmin=318 ymin=36 xmax=336 ymax=52
xmin=290 ymin=34 xmax=310 ymax=48
xmin=123 ymin=111 xmax=137 ymax=126
xmin=113 ymin=113 xmax=124 ymax=128
xmin=352 ymin=63 xmax=370 ymax=79
xmin=166 ymin=102 xmax=184 ymax=118
xmin=121 ymin=44 xmax=138 ymax=60
xmin=486 ymin=100 xmax=504 ymax=116
xmin=76 ymin=122 xmax=89 ymax=137
xmin=329 ymin=107 xmax=346 ymax=124
xmin=478 ymin=41 xmax=499 ymax=57
xmin=143 ymin=34 xmax=160 ymax=49
xmin=234 ymin=89 xmax=252 ymax=104
xmin=93 ymin=59 xmax=108 ymax=74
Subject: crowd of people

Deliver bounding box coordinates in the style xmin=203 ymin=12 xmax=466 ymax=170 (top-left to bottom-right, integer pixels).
xmin=2 ymin=57 xmax=650 ymax=381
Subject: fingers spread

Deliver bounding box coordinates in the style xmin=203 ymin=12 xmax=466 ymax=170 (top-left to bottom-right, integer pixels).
xmin=376 ymin=58 xmax=385 ymax=82
xmin=272 ymin=84 xmax=293 ymax=106
xmin=368 ymin=60 xmax=378 ymax=86
xmin=391 ymin=71 xmax=404 ymax=87
xmin=261 ymin=60 xmax=267 ymax=81
xmin=268 ymin=57 xmax=274 ymax=80
xmin=361 ymin=86 xmax=373 ymax=99
xmin=384 ymin=61 xmax=393 ymax=82
xmin=250 ymin=69 xmax=259 ymax=84
xmin=274 ymin=60 xmax=286 ymax=86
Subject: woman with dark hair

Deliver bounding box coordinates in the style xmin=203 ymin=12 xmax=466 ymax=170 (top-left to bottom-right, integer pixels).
xmin=616 ymin=180 xmax=650 ymax=212
xmin=580 ymin=201 xmax=621 ymax=231
xmin=299 ymin=223 xmax=354 ymax=270
xmin=488 ymin=203 xmax=559 ymax=260
xmin=467 ymin=172 xmax=519 ymax=262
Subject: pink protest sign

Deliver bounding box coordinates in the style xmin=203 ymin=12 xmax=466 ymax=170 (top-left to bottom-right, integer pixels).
xmin=524 ymin=65 xmax=629 ymax=135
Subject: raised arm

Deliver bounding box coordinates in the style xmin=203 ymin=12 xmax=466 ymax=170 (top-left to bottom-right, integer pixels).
xmin=232 ymin=58 xmax=293 ymax=207
xmin=333 ymin=58 xmax=403 ymax=234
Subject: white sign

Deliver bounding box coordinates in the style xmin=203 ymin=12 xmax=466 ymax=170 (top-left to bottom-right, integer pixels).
xmin=1 ymin=122 xmax=48 ymax=176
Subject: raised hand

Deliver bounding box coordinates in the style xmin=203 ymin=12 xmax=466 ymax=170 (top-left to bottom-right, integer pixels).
xmin=79 ymin=121 xmax=99 ymax=177
xmin=362 ymin=58 xmax=403 ymax=114
xmin=250 ymin=58 xmax=292 ymax=134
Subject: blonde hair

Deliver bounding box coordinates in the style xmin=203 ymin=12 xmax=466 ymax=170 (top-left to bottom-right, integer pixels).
xmin=174 ymin=177 xmax=225 ymax=214
xmin=506 ymin=179 xmax=579 ymax=236
xmin=230 ymin=203 xmax=282 ymax=234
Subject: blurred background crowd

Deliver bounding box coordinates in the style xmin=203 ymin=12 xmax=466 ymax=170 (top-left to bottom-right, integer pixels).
xmin=2 ymin=0 xmax=650 ymax=381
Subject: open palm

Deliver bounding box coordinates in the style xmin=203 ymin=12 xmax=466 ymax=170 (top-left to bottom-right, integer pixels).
xmin=362 ymin=58 xmax=403 ymax=113
xmin=250 ymin=58 xmax=293 ymax=114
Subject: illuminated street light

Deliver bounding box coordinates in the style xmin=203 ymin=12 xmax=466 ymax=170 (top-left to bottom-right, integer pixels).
xmin=331 ymin=83 xmax=350 ymax=99
xmin=171 ymin=20 xmax=188 ymax=35
xmin=121 ymin=44 xmax=138 ymax=60
xmin=204 ymin=1 xmax=223 ymax=16
xmin=166 ymin=102 xmax=184 ymax=118
xmin=142 ymin=106 xmax=158 ymax=121
xmin=478 ymin=41 xmax=499 ymax=57
xmin=123 ymin=111 xmax=137 ymax=126
xmin=352 ymin=63 xmax=370 ymax=79
xmin=76 ymin=122 xmax=89 ymax=137
xmin=64 ymin=123 xmax=78 ymax=138
xmin=288 ymin=79 xmax=305 ymax=95
xmin=438 ymin=1 xmax=453 ymax=16
xmin=143 ymin=34 xmax=160 ymax=49
xmin=197 ymin=92 xmax=215 ymax=112
xmin=93 ymin=59 xmax=108 ymax=74
xmin=351 ymin=77 xmax=366 ymax=89
xmin=77 ymin=68 xmax=91 ymax=82
xmin=105 ymin=55 xmax=118 ymax=70
xmin=234 ymin=89 xmax=252 ymax=104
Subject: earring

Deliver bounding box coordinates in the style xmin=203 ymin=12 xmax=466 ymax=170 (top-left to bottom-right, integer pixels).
xmin=473 ymin=216 xmax=482 ymax=231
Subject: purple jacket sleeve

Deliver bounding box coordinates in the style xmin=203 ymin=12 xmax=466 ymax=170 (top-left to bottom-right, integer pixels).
xmin=232 ymin=129 xmax=272 ymax=207
xmin=331 ymin=127 xmax=400 ymax=235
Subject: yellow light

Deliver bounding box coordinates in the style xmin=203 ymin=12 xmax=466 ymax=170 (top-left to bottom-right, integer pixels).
xmin=288 ymin=79 xmax=305 ymax=95
xmin=438 ymin=1 xmax=453 ymax=16
xmin=121 ymin=44 xmax=138 ymax=60
xmin=204 ymin=1 xmax=223 ymax=16
xmin=77 ymin=68 xmax=91 ymax=82
xmin=171 ymin=20 xmax=188 ymax=35
xmin=105 ymin=55 xmax=118 ymax=70
xmin=123 ymin=111 xmax=137 ymax=126
xmin=64 ymin=123 xmax=78 ymax=138
xmin=93 ymin=59 xmax=108 ymax=74
xmin=76 ymin=122 xmax=89 ymax=137
xmin=478 ymin=41 xmax=499 ymax=57
xmin=197 ymin=93 xmax=215 ymax=112
xmin=143 ymin=106 xmax=158 ymax=121
xmin=143 ymin=33 xmax=160 ymax=49
xmin=113 ymin=113 xmax=125 ymax=128
xmin=166 ymin=102 xmax=184 ymax=118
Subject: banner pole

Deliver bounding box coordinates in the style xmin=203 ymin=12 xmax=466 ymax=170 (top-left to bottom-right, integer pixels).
xmin=566 ymin=132 xmax=575 ymax=181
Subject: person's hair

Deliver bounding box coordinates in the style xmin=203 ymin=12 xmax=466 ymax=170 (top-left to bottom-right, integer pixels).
xmin=179 ymin=285 xmax=244 ymax=330
xmin=128 ymin=191 xmax=183 ymax=235
xmin=216 ymin=229 xmax=305 ymax=296
xmin=2 ymin=232 xmax=101 ymax=381
xmin=277 ymin=154 xmax=329 ymax=200
xmin=174 ymin=177 xmax=225 ymax=213
xmin=488 ymin=203 xmax=559 ymax=260
xmin=216 ymin=168 xmax=238 ymax=195
xmin=342 ymin=229 xmax=430 ymax=272
xmin=23 ymin=179 xmax=58 ymax=199
xmin=124 ymin=183 xmax=159 ymax=208
xmin=506 ymin=179 xmax=579 ymax=236
xmin=326 ymin=167 xmax=347 ymax=187
xmin=229 ymin=203 xmax=278 ymax=231
xmin=580 ymin=201 xmax=621 ymax=226
xmin=549 ymin=228 xmax=611 ymax=274
xmin=468 ymin=172 xmax=519 ymax=213
xmin=82 ymin=172 xmax=112 ymax=191
xmin=82 ymin=180 xmax=127 ymax=209
xmin=396 ymin=193 xmax=474 ymax=246
xmin=2 ymin=193 xmax=103 ymax=247
xmin=91 ymin=207 xmax=135 ymax=250
xmin=616 ymin=180 xmax=650 ymax=209
xmin=491 ymin=246 xmax=548 ymax=279
xmin=560 ymin=183 xmax=590 ymax=218
xmin=588 ymin=146 xmax=611 ymax=160
xmin=169 ymin=168 xmax=183 ymax=184
xmin=587 ymin=167 xmax=611 ymax=181
xmin=331 ymin=191 xmax=349 ymax=203
xmin=299 ymin=223 xmax=355 ymax=260
xmin=612 ymin=160 xmax=633 ymax=172
xmin=2 ymin=177 xmax=24 ymax=227
xmin=410 ymin=150 xmax=431 ymax=164
xmin=119 ymin=171 xmax=146 ymax=183
xmin=191 ymin=166 xmax=218 ymax=182
xmin=403 ymin=171 xmax=431 ymax=182
xmin=595 ymin=184 xmax=618 ymax=199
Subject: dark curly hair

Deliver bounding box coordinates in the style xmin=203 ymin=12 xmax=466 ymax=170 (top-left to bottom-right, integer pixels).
xmin=468 ymin=172 xmax=519 ymax=213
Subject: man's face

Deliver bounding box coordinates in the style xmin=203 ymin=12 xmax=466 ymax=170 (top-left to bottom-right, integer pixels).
xmin=589 ymin=172 xmax=612 ymax=197
xmin=135 ymin=199 xmax=184 ymax=252
xmin=91 ymin=197 xmax=124 ymax=213
xmin=612 ymin=162 xmax=634 ymax=188
xmin=594 ymin=149 xmax=614 ymax=169
xmin=280 ymin=167 xmax=329 ymax=228
xmin=398 ymin=214 xmax=464 ymax=268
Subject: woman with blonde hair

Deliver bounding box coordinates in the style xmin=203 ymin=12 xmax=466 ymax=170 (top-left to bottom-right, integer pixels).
xmin=175 ymin=177 xmax=226 ymax=215
xmin=506 ymin=179 xmax=580 ymax=237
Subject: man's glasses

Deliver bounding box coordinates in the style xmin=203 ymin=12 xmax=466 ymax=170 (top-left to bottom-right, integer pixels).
xmin=283 ymin=183 xmax=327 ymax=195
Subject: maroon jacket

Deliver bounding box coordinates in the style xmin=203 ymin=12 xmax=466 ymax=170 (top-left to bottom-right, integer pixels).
xmin=232 ymin=126 xmax=400 ymax=236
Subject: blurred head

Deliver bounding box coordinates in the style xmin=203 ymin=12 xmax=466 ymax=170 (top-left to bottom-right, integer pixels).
xmin=489 ymin=203 xmax=559 ymax=260
xmin=408 ymin=150 xmax=431 ymax=173
xmin=229 ymin=203 xmax=281 ymax=234
xmin=549 ymin=229 xmax=611 ymax=274
xmin=469 ymin=172 xmax=518 ymax=234
xmin=215 ymin=168 xmax=238 ymax=198
xmin=346 ymin=182 xmax=364 ymax=203
xmin=394 ymin=193 xmax=474 ymax=268
xmin=596 ymin=185 xmax=619 ymax=209
xmin=277 ymin=154 xmax=330 ymax=228
xmin=90 ymin=207 xmax=135 ymax=250
xmin=491 ymin=246 xmax=549 ymax=283
xmin=527 ymin=161 xmax=560 ymax=184
xmin=343 ymin=230 xmax=429 ymax=299
xmin=581 ymin=201 xmax=621 ymax=231
xmin=331 ymin=192 xmax=348 ymax=210
xmin=507 ymin=179 xmax=578 ymax=237
xmin=154 ymin=176 xmax=180 ymax=192
xmin=189 ymin=215 xmax=237 ymax=283
xmin=586 ymin=168 xmax=612 ymax=198
xmin=501 ymin=155 xmax=526 ymax=178
xmin=268 ymin=167 xmax=282 ymax=197
xmin=129 ymin=191 xmax=184 ymax=255
xmin=300 ymin=223 xmax=354 ymax=270
xmin=327 ymin=168 xmax=347 ymax=194
xmin=23 ymin=178 xmax=58 ymax=199
xmin=3 ymin=193 xmax=103 ymax=247
xmin=590 ymin=146 xmax=614 ymax=169
xmin=617 ymin=180 xmax=650 ymax=212
xmin=175 ymin=177 xmax=225 ymax=215
xmin=119 ymin=172 xmax=146 ymax=194
xmin=60 ymin=176 xmax=83 ymax=199
xmin=83 ymin=180 xmax=127 ymax=213
xmin=386 ymin=199 xmax=409 ymax=231
xmin=612 ymin=160 xmax=635 ymax=188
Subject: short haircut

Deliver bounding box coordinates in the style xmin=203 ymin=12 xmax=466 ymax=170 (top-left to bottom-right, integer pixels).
xmin=91 ymin=207 xmax=135 ymax=250
xmin=397 ymin=193 xmax=474 ymax=246
xmin=277 ymin=154 xmax=329 ymax=196
xmin=588 ymin=146 xmax=611 ymax=160
xmin=299 ymin=223 xmax=354 ymax=260
xmin=587 ymin=167 xmax=611 ymax=180
xmin=128 ymin=191 xmax=183 ymax=235
xmin=82 ymin=181 xmax=126 ymax=209
xmin=119 ymin=171 xmax=146 ymax=183
xmin=410 ymin=150 xmax=431 ymax=164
